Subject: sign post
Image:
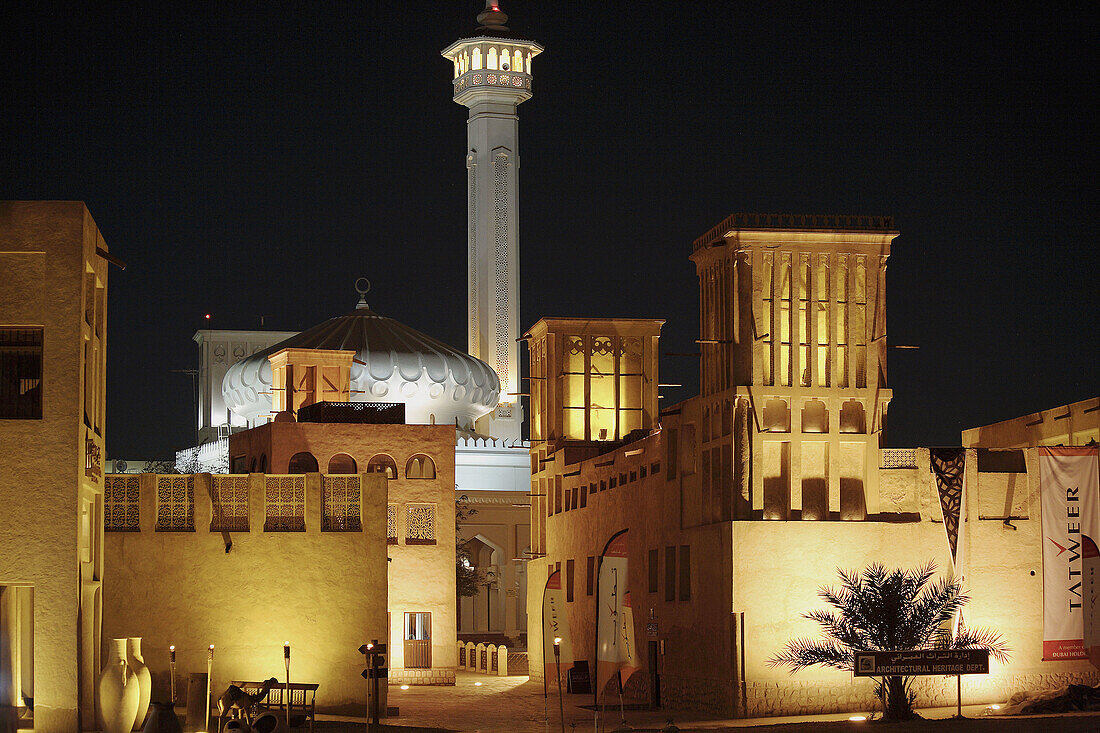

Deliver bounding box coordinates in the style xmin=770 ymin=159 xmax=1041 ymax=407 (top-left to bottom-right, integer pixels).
xmin=359 ymin=641 xmax=387 ymax=727
xmin=853 ymin=649 xmax=989 ymax=718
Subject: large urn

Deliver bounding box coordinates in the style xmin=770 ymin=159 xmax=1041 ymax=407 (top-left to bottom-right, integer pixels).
xmin=97 ymin=638 xmax=140 ymax=733
xmin=127 ymin=637 xmax=153 ymax=730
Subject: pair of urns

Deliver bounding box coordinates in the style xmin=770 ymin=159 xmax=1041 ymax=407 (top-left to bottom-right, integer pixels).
xmin=96 ymin=637 xmax=152 ymax=733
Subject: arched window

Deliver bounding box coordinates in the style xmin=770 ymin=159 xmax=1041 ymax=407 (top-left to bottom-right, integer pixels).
xmin=839 ymin=399 xmax=866 ymax=434
xmin=513 ymin=50 xmax=523 ymax=72
xmin=763 ymin=399 xmax=790 ymax=433
xmin=259 ymin=454 xmax=267 ymax=473
xmin=328 ymin=453 xmax=357 ymax=474
xmin=801 ymin=399 xmax=828 ymax=433
xmin=406 ymin=454 xmax=436 ymax=480
xmin=249 ymin=456 xmax=257 ymax=472
xmin=287 ymin=451 xmax=318 ymax=474
xmin=487 ymin=47 xmax=498 ymax=70
xmin=472 ymin=48 xmax=482 ymax=70
xmin=366 ymin=454 xmax=397 ymax=479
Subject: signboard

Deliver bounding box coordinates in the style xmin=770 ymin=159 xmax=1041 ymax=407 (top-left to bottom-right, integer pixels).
xmin=646 ymin=622 xmax=658 ymax=639
xmin=852 ymin=649 xmax=989 ymax=677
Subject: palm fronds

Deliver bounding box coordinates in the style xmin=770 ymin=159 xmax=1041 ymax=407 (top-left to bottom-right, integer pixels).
xmin=768 ymin=561 xmax=1011 ymax=671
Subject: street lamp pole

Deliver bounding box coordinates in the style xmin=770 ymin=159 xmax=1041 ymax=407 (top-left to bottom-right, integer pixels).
xmin=553 ymin=637 xmax=565 ymax=733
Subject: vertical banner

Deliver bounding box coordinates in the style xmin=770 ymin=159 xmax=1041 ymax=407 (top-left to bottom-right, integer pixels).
xmin=930 ymin=448 xmax=966 ymax=575
xmin=1040 ymin=446 xmax=1100 ymax=661
xmin=595 ymin=529 xmax=634 ymax=703
xmin=931 ymin=448 xmax=968 ymax=633
xmin=619 ymin=591 xmax=639 ymax=686
xmin=542 ymin=569 xmax=573 ymax=683
xmin=1082 ymin=535 xmax=1100 ymax=671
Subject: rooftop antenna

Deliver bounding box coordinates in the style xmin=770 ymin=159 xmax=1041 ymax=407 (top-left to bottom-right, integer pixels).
xmin=355 ymin=277 xmax=372 ymax=310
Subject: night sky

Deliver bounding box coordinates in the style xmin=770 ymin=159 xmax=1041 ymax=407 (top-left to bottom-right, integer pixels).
xmin=3 ymin=2 xmax=1095 ymax=459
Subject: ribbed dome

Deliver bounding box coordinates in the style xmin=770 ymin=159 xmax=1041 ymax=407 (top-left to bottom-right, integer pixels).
xmin=222 ymin=305 xmax=500 ymax=428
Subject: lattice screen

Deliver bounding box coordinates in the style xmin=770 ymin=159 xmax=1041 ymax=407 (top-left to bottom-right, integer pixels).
xmin=405 ymin=504 xmax=436 ymax=545
xmin=156 ymin=475 xmax=195 ymax=531
xmin=387 ymin=504 xmax=398 ymax=544
xmin=264 ymin=475 xmax=305 ymax=531
xmin=881 ymin=448 xmax=917 ymax=469
xmin=492 ymin=151 xmax=511 ymax=386
xmin=210 ymin=475 xmax=249 ymax=532
xmin=105 ymin=475 xmax=140 ymax=531
xmin=322 ymin=475 xmax=361 ymax=531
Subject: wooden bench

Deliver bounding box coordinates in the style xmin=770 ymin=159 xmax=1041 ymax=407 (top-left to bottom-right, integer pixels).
xmin=229 ymin=681 xmax=318 ymax=732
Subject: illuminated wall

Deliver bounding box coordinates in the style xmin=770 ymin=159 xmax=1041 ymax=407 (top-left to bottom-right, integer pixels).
xmin=101 ymin=472 xmax=388 ymax=713
xmin=0 ymin=201 xmax=109 ymax=731
xmin=229 ymin=422 xmax=459 ymax=684
xmin=962 ymin=397 xmax=1099 ymax=448
xmin=528 ymin=434 xmax=1100 ymax=716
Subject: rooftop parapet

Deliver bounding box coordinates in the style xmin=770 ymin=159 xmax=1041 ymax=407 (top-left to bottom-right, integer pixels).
xmin=693 ymin=213 xmax=898 ymax=252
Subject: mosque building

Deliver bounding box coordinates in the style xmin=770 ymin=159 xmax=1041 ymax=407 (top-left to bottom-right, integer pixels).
xmin=3 ymin=3 xmax=1098 ymax=731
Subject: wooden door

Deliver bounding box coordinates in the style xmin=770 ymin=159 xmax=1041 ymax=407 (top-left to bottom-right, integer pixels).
xmin=403 ymin=612 xmax=431 ymax=669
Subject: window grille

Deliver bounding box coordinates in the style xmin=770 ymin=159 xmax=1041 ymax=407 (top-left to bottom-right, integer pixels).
xmin=264 ymin=475 xmax=305 ymax=531
xmin=0 ymin=327 xmax=43 ymax=419
xmin=105 ymin=475 xmax=140 ymax=531
xmin=210 ymin=475 xmax=249 ymax=532
xmin=156 ymin=475 xmax=195 ymax=531
xmin=881 ymin=448 xmax=917 ymax=469
xmin=322 ymin=475 xmax=361 ymax=531
xmin=387 ymin=504 xmax=398 ymax=544
xmin=406 ymin=504 xmax=436 ymax=544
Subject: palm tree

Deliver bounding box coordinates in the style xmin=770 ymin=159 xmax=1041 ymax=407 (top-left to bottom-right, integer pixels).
xmin=768 ymin=562 xmax=1009 ymax=720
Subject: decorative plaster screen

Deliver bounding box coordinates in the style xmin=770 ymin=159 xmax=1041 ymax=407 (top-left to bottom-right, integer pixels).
xmin=492 ymin=150 xmax=511 ymax=387
xmin=210 ymin=475 xmax=249 ymax=532
xmin=156 ymin=475 xmax=195 ymax=531
xmin=405 ymin=504 xmax=436 ymax=545
xmin=881 ymin=448 xmax=917 ymax=469
xmin=387 ymin=504 xmax=398 ymax=544
xmin=264 ymin=475 xmax=306 ymax=532
xmin=322 ymin=475 xmax=362 ymax=531
xmin=105 ymin=475 xmax=140 ymax=531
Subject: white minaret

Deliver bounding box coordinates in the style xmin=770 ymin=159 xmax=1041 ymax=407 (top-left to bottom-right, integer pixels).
xmin=443 ymin=3 xmax=542 ymax=443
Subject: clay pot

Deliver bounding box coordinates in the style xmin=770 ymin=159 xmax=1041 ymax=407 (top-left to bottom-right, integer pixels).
xmin=222 ymin=719 xmax=252 ymax=732
xmin=127 ymin=637 xmax=152 ymax=729
xmin=141 ymin=702 xmax=183 ymax=733
xmin=98 ymin=638 xmax=140 ymax=733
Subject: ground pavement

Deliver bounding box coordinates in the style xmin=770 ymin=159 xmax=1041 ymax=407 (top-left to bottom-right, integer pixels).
xmin=307 ymin=671 xmax=1100 ymax=733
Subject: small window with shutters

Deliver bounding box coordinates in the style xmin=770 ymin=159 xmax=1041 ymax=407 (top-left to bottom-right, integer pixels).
xmin=648 ymin=549 xmax=658 ymax=593
xmin=566 ymin=559 xmax=575 ymax=602
xmin=586 ymin=556 xmax=595 ymax=595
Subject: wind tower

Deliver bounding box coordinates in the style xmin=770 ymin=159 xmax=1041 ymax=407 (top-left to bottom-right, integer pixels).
xmin=442 ymin=3 xmax=543 ymax=442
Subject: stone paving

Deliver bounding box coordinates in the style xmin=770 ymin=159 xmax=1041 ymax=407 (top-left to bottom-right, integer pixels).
xmin=305 ymin=672 xmax=1100 ymax=732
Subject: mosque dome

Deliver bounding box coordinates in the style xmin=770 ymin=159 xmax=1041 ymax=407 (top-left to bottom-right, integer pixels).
xmin=222 ymin=295 xmax=500 ymax=429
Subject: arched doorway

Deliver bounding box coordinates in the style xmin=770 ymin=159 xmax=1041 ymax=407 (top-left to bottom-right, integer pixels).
xmin=458 ymin=534 xmax=505 ymax=634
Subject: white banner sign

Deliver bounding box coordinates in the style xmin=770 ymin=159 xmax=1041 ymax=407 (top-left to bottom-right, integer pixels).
xmin=542 ymin=569 xmax=573 ymax=682
xmin=1040 ymin=447 xmax=1100 ymax=661
xmin=596 ymin=530 xmax=637 ymax=700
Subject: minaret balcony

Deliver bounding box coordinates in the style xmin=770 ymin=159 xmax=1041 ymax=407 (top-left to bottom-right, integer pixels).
xmin=453 ymin=69 xmax=532 ymax=99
